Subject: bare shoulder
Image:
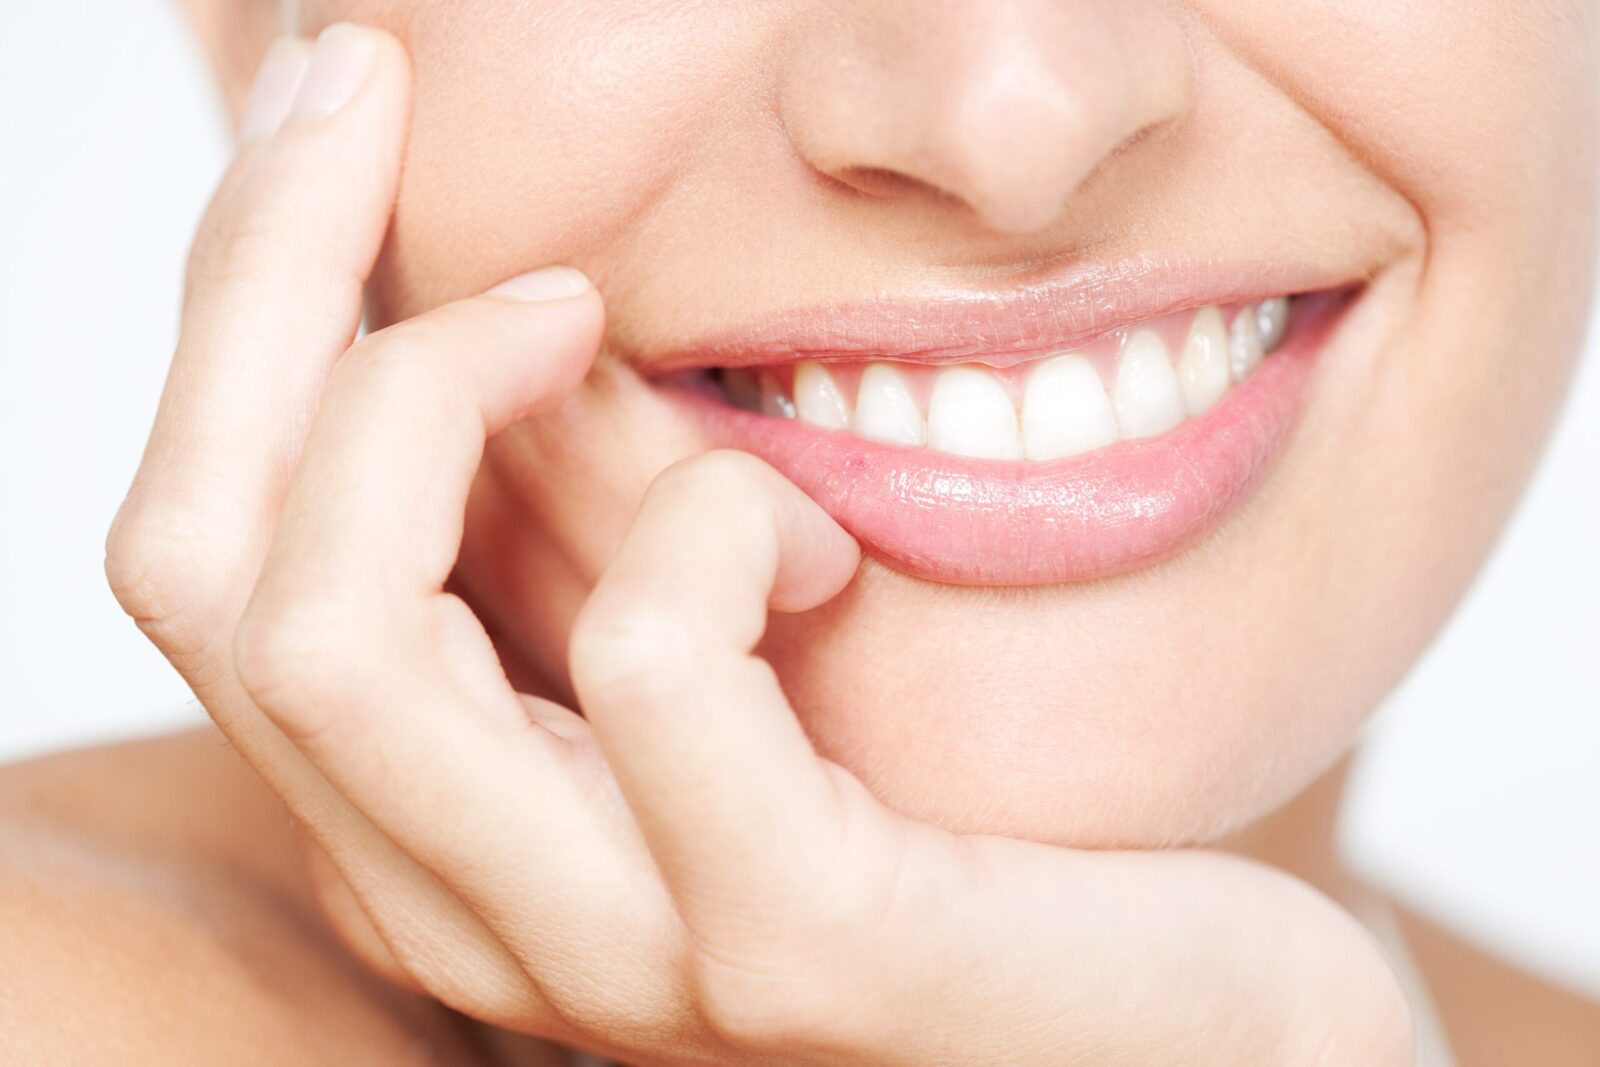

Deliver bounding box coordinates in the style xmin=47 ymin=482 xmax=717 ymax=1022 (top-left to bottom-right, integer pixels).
xmin=0 ymin=729 xmax=486 ymax=1066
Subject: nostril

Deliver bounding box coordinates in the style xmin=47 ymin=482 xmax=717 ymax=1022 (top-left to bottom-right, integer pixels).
xmin=828 ymin=165 xmax=959 ymax=208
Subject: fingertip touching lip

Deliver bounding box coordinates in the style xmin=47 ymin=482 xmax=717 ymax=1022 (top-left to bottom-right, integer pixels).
xmin=646 ymin=278 xmax=1358 ymax=586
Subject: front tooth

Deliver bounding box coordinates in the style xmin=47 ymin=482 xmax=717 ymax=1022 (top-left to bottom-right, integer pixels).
xmin=1229 ymin=305 xmax=1265 ymax=381
xmin=927 ymin=365 xmax=1021 ymax=460
xmin=1176 ymin=306 xmax=1231 ymax=416
xmin=853 ymin=363 xmax=925 ymax=446
xmin=793 ymin=362 xmax=851 ymax=429
xmin=1114 ymin=329 xmax=1185 ymax=440
xmin=1022 ymin=354 xmax=1119 ymax=460
xmin=1256 ymin=296 xmax=1290 ymax=353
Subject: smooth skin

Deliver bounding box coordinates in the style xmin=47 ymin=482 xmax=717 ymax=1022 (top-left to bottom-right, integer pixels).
xmin=70 ymin=37 xmax=1404 ymax=1063
xmin=257 ymin=0 xmax=1597 ymax=852
xmin=3 ymin=2 xmax=1599 ymax=1063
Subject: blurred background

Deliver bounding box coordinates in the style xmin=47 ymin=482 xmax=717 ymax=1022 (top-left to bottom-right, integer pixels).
xmin=3 ymin=0 xmax=1597 ymax=1003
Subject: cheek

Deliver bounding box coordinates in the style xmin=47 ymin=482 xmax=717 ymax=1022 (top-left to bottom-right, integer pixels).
xmin=756 ymin=548 xmax=1358 ymax=849
xmin=339 ymin=1 xmax=784 ymax=320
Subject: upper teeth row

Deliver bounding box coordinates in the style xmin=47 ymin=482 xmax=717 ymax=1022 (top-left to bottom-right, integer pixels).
xmin=741 ymin=298 xmax=1290 ymax=462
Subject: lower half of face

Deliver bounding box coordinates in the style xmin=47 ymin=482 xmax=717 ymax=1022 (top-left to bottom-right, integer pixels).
xmin=319 ymin=0 xmax=1597 ymax=847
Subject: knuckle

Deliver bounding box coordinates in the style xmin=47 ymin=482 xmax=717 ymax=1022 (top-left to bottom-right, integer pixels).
xmin=688 ymin=943 xmax=848 ymax=1052
xmin=231 ymin=598 xmax=359 ymax=744
xmin=104 ymin=495 xmax=231 ymax=658
xmin=530 ymin=978 xmax=654 ymax=1051
xmin=185 ymin=209 xmax=275 ymax=295
xmin=567 ymin=600 xmax=698 ymax=704
xmin=346 ymin=320 xmax=447 ymax=370
xmin=185 ymin=171 xmax=301 ymax=298
xmin=183 ymin=150 xmax=359 ymax=305
xmin=515 ymin=906 xmax=694 ymax=1049
xmin=342 ymin=325 xmax=424 ymax=371
xmin=358 ymin=911 xmax=554 ymax=1034
xmin=686 ymin=848 xmax=903 ymax=1052
xmin=338 ymin=328 xmax=460 ymax=408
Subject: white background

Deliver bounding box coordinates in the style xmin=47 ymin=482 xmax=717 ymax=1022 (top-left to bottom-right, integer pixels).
xmin=3 ymin=0 xmax=1597 ymax=1000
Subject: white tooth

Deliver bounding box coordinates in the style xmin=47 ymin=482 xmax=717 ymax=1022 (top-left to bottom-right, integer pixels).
xmin=761 ymin=373 xmax=796 ymax=419
xmin=1113 ymin=329 xmax=1185 ymax=440
xmin=793 ymin=362 xmax=851 ymax=429
xmin=1176 ymin=306 xmax=1231 ymax=416
xmin=927 ymin=365 xmax=1021 ymax=460
xmin=1229 ymin=305 xmax=1265 ymax=382
xmin=1256 ymin=296 xmax=1290 ymax=353
xmin=853 ymin=363 xmax=925 ymax=446
xmin=1021 ymin=354 xmax=1118 ymax=460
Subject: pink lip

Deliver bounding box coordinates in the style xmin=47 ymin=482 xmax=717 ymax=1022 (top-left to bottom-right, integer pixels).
xmin=650 ymin=258 xmax=1357 ymax=372
xmin=666 ymin=291 xmax=1350 ymax=586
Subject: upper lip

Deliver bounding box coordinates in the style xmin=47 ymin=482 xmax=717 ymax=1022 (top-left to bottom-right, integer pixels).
xmin=640 ymin=255 xmax=1372 ymax=374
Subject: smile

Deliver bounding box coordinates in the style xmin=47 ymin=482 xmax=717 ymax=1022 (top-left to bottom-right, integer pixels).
xmin=661 ymin=283 xmax=1354 ymax=586
xmin=718 ymin=297 xmax=1292 ymax=460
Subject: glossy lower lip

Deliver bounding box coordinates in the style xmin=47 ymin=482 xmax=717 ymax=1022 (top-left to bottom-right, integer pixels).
xmin=666 ymin=291 xmax=1350 ymax=586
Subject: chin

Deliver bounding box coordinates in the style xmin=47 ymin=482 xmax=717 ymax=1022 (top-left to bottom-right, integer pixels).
xmin=755 ymin=562 xmax=1353 ymax=850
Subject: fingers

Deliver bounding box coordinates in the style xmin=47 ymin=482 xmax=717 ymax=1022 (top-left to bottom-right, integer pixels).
xmin=231 ymin=270 xmax=645 ymax=920
xmin=232 ymin=271 xmax=695 ymax=1037
xmin=104 ymin=30 xmax=570 ymax=1028
xmin=257 ymin=269 xmax=602 ymax=616
xmin=238 ymin=263 xmax=600 ymax=801
xmin=568 ymin=451 xmax=862 ymax=920
xmin=107 ymin=25 xmax=410 ymax=664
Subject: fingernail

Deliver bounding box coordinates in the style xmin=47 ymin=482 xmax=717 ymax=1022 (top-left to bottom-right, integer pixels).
xmin=289 ymin=24 xmax=377 ymax=120
xmin=488 ymin=266 xmax=594 ymax=302
xmin=240 ymin=38 xmax=313 ymax=142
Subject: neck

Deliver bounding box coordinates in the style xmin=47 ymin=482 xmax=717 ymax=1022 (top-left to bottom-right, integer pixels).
xmin=1217 ymin=755 xmax=1364 ymax=908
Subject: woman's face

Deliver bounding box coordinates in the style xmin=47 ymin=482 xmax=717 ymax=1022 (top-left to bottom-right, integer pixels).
xmin=300 ymin=0 xmax=1595 ymax=847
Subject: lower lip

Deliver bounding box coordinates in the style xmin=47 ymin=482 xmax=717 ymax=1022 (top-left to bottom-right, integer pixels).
xmin=668 ymin=293 xmax=1347 ymax=586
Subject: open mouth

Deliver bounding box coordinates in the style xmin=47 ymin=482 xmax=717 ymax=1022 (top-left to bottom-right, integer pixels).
xmin=661 ymin=285 xmax=1354 ymax=586
xmin=715 ymin=298 xmax=1291 ymax=460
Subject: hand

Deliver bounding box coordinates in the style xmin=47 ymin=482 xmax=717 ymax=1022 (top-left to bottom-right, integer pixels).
xmin=107 ymin=25 xmax=1413 ymax=1066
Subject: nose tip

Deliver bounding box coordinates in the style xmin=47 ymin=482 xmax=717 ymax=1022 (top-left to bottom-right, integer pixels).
xmin=924 ymin=54 xmax=1140 ymax=234
xmin=780 ymin=1 xmax=1192 ymax=236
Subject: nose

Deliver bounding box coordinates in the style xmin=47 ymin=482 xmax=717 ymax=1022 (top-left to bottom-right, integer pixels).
xmin=778 ymin=0 xmax=1193 ymax=235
